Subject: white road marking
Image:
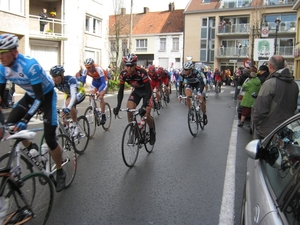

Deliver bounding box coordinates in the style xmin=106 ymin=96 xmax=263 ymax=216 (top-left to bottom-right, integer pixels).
xmin=218 ymin=117 xmax=238 ymax=225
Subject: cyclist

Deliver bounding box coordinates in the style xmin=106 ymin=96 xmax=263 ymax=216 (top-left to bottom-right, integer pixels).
xmin=50 ymin=65 xmax=86 ymax=136
xmin=214 ymin=68 xmax=222 ymax=93
xmin=172 ymin=69 xmax=181 ymax=93
xmin=0 ymin=34 xmax=65 ymax=192
xmin=113 ymin=53 xmax=156 ymax=145
xmin=157 ymin=67 xmax=170 ymax=103
xmin=148 ymin=65 xmax=162 ymax=109
xmin=81 ymin=58 xmax=108 ymax=125
xmin=178 ymin=61 xmax=208 ymax=125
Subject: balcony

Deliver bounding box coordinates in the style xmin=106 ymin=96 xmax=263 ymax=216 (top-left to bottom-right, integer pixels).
xmin=218 ymin=23 xmax=250 ymax=34
xmin=220 ymin=0 xmax=252 ymax=8
xmin=29 ymin=15 xmax=67 ymax=41
xmin=216 ymin=46 xmax=294 ymax=58
xmin=264 ymin=20 xmax=296 ymax=33
xmin=263 ymin=0 xmax=295 ymax=5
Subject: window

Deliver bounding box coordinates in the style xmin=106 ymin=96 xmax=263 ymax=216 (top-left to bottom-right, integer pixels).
xmin=110 ymin=40 xmax=116 ymax=51
xmin=201 ymin=28 xmax=207 ymax=38
xmin=85 ymin=15 xmax=102 ymax=36
xmin=0 ymin=0 xmax=24 ymax=15
xmin=172 ymin=37 xmax=179 ymax=51
xmin=160 ymin=38 xmax=166 ymax=51
xmin=202 ymin=0 xmax=210 ymax=3
xmin=202 ymin=18 xmax=208 ymax=27
xmin=136 ymin=39 xmax=147 ymax=51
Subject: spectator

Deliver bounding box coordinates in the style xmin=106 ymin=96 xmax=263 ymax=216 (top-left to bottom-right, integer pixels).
xmin=39 ymin=8 xmax=48 ymax=32
xmin=257 ymin=65 xmax=269 ymax=84
xmin=252 ymin=55 xmax=298 ymax=139
xmin=238 ymin=72 xmax=261 ymax=127
xmin=237 ymin=41 xmax=242 ymax=56
xmin=220 ymin=44 xmax=225 ymax=56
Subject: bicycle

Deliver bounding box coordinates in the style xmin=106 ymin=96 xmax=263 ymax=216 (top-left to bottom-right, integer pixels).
xmin=0 ymin=125 xmax=77 ymax=195
xmin=215 ymin=81 xmax=221 ymax=98
xmin=151 ymin=90 xmax=161 ymax=116
xmin=118 ymin=108 xmax=156 ymax=168
xmin=84 ymin=93 xmax=112 ymax=138
xmin=160 ymin=84 xmax=168 ymax=108
xmin=57 ymin=108 xmax=90 ymax=155
xmin=0 ymin=125 xmax=59 ymax=224
xmin=182 ymin=89 xmax=205 ymax=137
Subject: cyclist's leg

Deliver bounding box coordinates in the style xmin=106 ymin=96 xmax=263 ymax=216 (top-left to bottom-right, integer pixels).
xmin=185 ymin=85 xmax=192 ymax=109
xmin=126 ymin=90 xmax=140 ymax=122
xmin=98 ymin=89 xmax=107 ymax=124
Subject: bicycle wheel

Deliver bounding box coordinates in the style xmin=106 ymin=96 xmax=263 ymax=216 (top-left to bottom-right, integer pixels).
xmin=72 ymin=115 xmax=90 ymax=155
xmin=84 ymin=106 xmax=97 ymax=138
xmin=188 ymin=107 xmax=199 ymax=137
xmin=0 ymin=150 xmax=34 ymax=179
xmin=102 ymin=102 xmax=112 ymax=131
xmin=121 ymin=123 xmax=139 ymax=168
xmin=162 ymin=92 xmax=168 ymax=107
xmin=197 ymin=109 xmax=205 ymax=130
xmin=3 ymin=172 xmax=54 ymax=225
xmin=52 ymin=134 xmax=77 ymax=189
xmin=215 ymin=85 xmax=219 ymax=98
xmin=144 ymin=119 xmax=155 ymax=153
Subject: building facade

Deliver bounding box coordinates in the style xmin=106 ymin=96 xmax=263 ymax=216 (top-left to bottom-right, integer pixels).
xmin=109 ymin=3 xmax=184 ymax=71
xmin=184 ymin=0 xmax=296 ymax=75
xmin=0 ymin=0 xmax=110 ymax=88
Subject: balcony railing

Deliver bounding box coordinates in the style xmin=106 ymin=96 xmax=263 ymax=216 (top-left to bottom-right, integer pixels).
xmin=217 ymin=46 xmax=294 ymax=57
xmin=264 ymin=20 xmax=296 ymax=33
xmin=29 ymin=15 xmax=67 ymax=40
xmin=218 ymin=23 xmax=250 ymax=34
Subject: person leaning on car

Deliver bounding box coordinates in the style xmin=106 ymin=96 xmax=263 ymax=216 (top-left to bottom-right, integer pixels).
xmin=252 ymin=55 xmax=298 ymax=139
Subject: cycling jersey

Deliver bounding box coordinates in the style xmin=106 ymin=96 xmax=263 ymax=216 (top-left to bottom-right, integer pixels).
xmin=81 ymin=64 xmax=107 ymax=92
xmin=0 ymin=54 xmax=54 ymax=97
xmin=179 ymin=69 xmax=205 ymax=95
xmin=116 ymin=66 xmax=152 ymax=109
xmin=54 ymin=75 xmax=85 ymax=110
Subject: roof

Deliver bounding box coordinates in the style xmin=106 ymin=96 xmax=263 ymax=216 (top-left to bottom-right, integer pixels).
xmin=185 ymin=0 xmax=221 ymax=12
xmin=109 ymin=9 xmax=184 ymax=36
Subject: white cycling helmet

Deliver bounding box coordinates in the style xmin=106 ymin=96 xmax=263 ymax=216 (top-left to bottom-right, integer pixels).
xmin=183 ymin=61 xmax=193 ymax=70
xmin=0 ymin=34 xmax=19 ymax=50
xmin=84 ymin=58 xmax=94 ymax=67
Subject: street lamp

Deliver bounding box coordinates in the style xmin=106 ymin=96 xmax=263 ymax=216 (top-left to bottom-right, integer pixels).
xmin=274 ymin=17 xmax=281 ymax=55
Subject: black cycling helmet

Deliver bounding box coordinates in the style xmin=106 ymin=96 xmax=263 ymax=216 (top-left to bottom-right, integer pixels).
xmin=0 ymin=34 xmax=19 ymax=49
xmin=50 ymin=65 xmax=65 ymax=77
xmin=122 ymin=53 xmax=138 ymax=66
xmin=84 ymin=58 xmax=94 ymax=67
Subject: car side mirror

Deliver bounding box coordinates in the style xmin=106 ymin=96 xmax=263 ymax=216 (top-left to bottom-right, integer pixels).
xmin=245 ymin=139 xmax=263 ymax=159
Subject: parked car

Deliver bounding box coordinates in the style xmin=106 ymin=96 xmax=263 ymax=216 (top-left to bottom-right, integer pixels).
xmin=241 ymin=113 xmax=300 ymax=224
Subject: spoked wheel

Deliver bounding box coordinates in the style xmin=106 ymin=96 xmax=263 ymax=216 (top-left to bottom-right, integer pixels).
xmin=72 ymin=115 xmax=90 ymax=155
xmin=121 ymin=123 xmax=139 ymax=168
xmin=187 ymin=107 xmax=199 ymax=137
xmin=102 ymin=102 xmax=112 ymax=131
xmin=3 ymin=172 xmax=54 ymax=225
xmin=162 ymin=92 xmax=168 ymax=107
xmin=197 ymin=109 xmax=205 ymax=130
xmin=52 ymin=134 xmax=77 ymax=189
xmin=84 ymin=106 xmax=97 ymax=138
xmin=144 ymin=118 xmax=155 ymax=153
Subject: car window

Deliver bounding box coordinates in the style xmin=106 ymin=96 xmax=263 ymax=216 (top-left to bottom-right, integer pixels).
xmin=262 ymin=119 xmax=300 ymax=224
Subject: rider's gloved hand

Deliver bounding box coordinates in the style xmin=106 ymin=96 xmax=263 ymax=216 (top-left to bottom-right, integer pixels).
xmin=16 ymin=119 xmax=28 ymax=131
xmin=138 ymin=107 xmax=146 ymax=117
xmin=113 ymin=107 xmax=119 ymax=116
xmin=62 ymin=108 xmax=70 ymax=115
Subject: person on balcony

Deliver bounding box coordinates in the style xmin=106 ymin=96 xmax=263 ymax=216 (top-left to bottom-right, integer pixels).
xmin=39 ymin=8 xmax=48 ymax=32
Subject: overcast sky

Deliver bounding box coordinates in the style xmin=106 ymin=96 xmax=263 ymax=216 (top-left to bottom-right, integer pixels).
xmin=109 ymin=0 xmax=189 ymax=14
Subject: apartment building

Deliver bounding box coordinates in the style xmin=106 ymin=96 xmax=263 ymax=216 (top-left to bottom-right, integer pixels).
xmin=108 ymin=3 xmax=184 ymax=70
xmin=184 ymin=0 xmax=296 ymax=76
xmin=0 ymin=0 xmax=110 ymax=80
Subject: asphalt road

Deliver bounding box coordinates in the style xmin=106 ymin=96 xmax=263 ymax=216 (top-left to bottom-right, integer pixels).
xmin=1 ymin=86 xmax=252 ymax=225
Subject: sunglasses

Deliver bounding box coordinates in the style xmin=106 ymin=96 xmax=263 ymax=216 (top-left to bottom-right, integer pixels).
xmin=149 ymin=70 xmax=155 ymax=73
xmin=0 ymin=49 xmax=10 ymax=54
xmin=126 ymin=65 xmax=134 ymax=68
xmin=184 ymin=69 xmax=190 ymax=71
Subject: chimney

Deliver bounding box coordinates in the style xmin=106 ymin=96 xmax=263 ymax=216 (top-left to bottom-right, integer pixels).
xmin=144 ymin=7 xmax=149 ymax=14
xmin=169 ymin=2 xmax=175 ymax=11
xmin=121 ymin=8 xmax=126 ymax=15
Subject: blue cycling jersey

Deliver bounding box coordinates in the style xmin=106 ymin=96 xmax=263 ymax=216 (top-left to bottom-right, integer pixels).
xmin=0 ymin=54 xmax=54 ymax=97
xmin=54 ymin=75 xmax=78 ymax=95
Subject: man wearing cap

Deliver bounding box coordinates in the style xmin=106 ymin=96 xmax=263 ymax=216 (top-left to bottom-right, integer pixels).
xmin=258 ymin=65 xmax=269 ymax=84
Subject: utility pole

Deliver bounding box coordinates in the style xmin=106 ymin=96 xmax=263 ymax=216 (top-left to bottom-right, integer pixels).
xmin=129 ymin=0 xmax=133 ymax=53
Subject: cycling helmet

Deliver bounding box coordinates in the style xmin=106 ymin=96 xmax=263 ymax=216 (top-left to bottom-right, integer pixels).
xmin=148 ymin=65 xmax=155 ymax=72
xmin=50 ymin=65 xmax=65 ymax=77
xmin=0 ymin=34 xmax=19 ymax=49
xmin=84 ymin=58 xmax=94 ymax=67
xmin=122 ymin=53 xmax=138 ymax=66
xmin=183 ymin=61 xmax=193 ymax=70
